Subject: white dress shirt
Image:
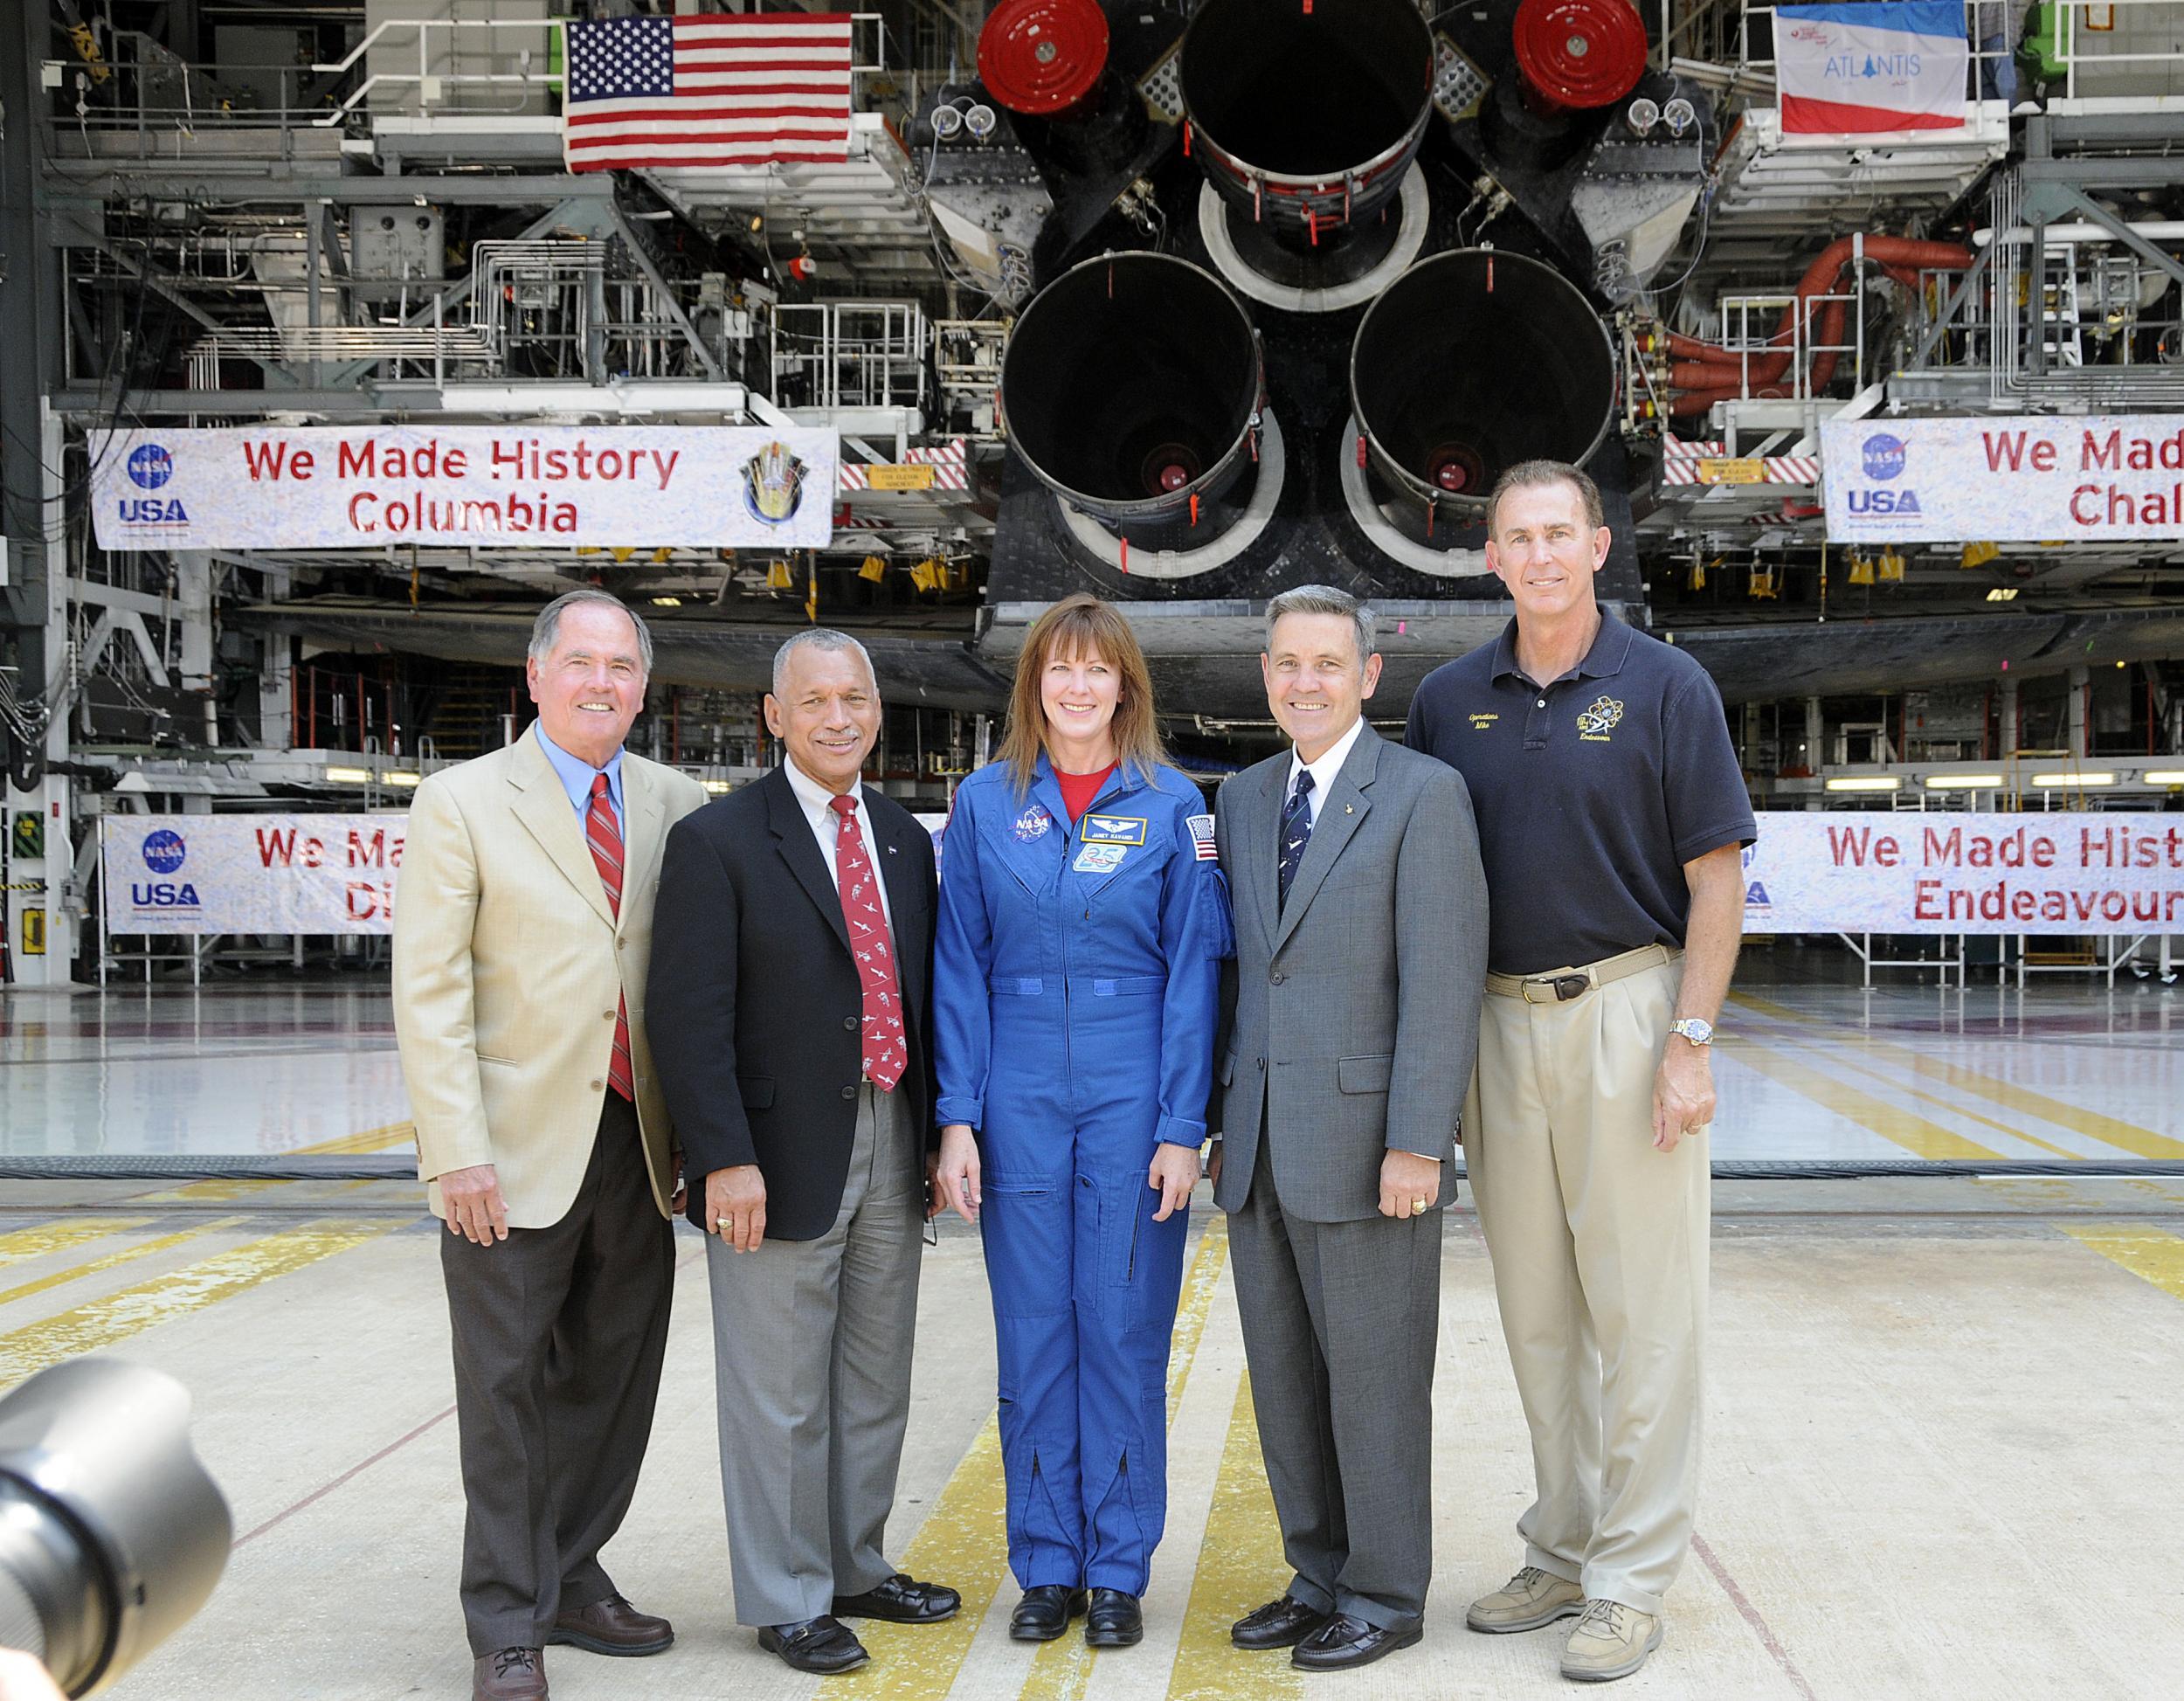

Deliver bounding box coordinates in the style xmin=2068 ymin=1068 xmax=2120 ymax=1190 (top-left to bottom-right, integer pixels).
xmin=1283 ymin=715 xmax=1365 ymax=826
xmin=783 ymin=755 xmax=895 ymax=932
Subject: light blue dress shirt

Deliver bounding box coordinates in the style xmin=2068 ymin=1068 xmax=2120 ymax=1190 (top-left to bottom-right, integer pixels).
xmin=534 ymin=723 xmax=625 ymax=834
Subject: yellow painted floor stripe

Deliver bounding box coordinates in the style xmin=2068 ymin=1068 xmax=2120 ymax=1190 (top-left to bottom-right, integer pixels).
xmin=2063 ymin=1223 xmax=2184 ymax=1303
xmin=1821 ymin=1057 xmax=2085 ymax=1161
xmin=0 ymin=1218 xmax=149 ymax=1270
xmin=1019 ymin=1217 xmax=1234 ymax=1701
xmin=0 ymin=1219 xmax=390 ymax=1389
xmin=1165 ymin=1375 xmax=1296 ymax=1701
xmin=0 ymin=1216 xmax=242 ymax=1312
xmin=1720 ymin=1033 xmax=2007 ymax=1161
xmin=293 ymin=1121 xmax=418 ymax=1156
xmin=847 ymin=1421 xmax=1006 ymax=1698
xmin=1730 ymin=991 xmax=2184 ymax=1160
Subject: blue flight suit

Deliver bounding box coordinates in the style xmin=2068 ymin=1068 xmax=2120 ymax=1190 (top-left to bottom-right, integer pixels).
xmin=934 ymin=755 xmax=1233 ymax=1594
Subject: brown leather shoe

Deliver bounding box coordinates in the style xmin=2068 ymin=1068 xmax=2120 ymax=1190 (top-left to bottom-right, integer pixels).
xmin=473 ymin=1647 xmax=547 ymax=1700
xmin=549 ymin=1594 xmax=674 ymax=1656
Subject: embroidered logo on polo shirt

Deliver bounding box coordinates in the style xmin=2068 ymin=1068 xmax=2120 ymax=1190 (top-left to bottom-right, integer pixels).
xmin=1577 ymin=696 xmax=1624 ymax=741
xmin=1467 ymin=712 xmax=1498 ymax=731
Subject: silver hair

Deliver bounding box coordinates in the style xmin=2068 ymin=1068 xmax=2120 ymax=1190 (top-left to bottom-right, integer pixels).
xmin=529 ymin=589 xmax=653 ymax=674
xmin=771 ymin=628 xmax=878 ymax=698
xmin=1264 ymin=584 xmax=1376 ymax=663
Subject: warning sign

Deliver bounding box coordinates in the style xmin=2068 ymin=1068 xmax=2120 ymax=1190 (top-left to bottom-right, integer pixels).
xmin=19 ymin=908 xmax=45 ymax=956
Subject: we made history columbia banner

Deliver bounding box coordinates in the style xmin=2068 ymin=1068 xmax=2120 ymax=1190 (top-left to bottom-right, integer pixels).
xmin=1773 ymin=2 xmax=1969 ymax=134
xmin=91 ymin=425 xmax=839 ymax=550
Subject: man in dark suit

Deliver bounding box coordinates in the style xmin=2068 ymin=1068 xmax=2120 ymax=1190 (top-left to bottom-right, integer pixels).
xmin=647 ymin=630 xmax=958 ymax=1676
xmin=1212 ymin=585 xmax=1489 ymax=1672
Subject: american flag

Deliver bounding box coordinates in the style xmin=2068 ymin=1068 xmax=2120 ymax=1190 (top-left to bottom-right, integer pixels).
xmin=562 ymin=11 xmax=855 ymax=172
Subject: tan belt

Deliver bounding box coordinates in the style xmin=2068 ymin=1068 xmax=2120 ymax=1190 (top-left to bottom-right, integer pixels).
xmin=1485 ymin=943 xmax=1682 ymax=1005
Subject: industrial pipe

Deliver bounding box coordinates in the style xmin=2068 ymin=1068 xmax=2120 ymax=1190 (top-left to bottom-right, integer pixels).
xmin=1350 ymin=248 xmax=1617 ymax=520
xmin=999 ymin=252 xmax=1263 ymax=531
xmin=1179 ymin=0 xmax=1434 ymax=249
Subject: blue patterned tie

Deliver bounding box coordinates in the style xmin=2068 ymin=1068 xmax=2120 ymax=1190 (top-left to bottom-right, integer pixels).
xmin=1278 ymin=770 xmax=1316 ymax=910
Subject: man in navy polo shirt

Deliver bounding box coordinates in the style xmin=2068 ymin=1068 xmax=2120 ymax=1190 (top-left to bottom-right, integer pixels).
xmin=1406 ymin=460 xmax=1753 ymax=1685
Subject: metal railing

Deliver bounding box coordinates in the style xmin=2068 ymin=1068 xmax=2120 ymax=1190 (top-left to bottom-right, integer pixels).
xmin=2035 ymin=0 xmax=2184 ymax=104
xmin=769 ymin=301 xmax=929 ymax=413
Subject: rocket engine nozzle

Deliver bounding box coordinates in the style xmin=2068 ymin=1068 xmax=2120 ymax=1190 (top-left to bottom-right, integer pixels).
xmin=1000 ymin=252 xmax=1263 ymax=533
xmin=1179 ymin=0 xmax=1434 ymax=250
xmin=1350 ymin=248 xmax=1617 ymax=521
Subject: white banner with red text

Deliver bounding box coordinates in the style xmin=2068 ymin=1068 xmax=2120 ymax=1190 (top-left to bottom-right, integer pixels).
xmin=1821 ymin=414 xmax=2184 ymax=541
xmin=1743 ymin=812 xmax=2184 ymax=934
xmin=90 ymin=425 xmax=839 ymax=550
xmin=101 ymin=814 xmax=407 ymax=935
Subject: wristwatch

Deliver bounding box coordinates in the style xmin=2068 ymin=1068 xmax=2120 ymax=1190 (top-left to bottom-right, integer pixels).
xmin=1669 ymin=1018 xmax=1715 ymax=1047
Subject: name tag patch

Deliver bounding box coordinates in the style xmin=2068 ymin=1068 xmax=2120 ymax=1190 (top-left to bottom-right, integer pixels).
xmin=1074 ymin=842 xmax=1129 ymax=875
xmin=1079 ymin=813 xmax=1147 ymax=846
xmin=1186 ymin=813 xmax=1218 ymax=861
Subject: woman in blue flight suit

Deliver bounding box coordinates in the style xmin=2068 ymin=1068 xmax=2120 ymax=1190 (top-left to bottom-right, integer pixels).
xmin=932 ymin=594 xmax=1231 ymax=1649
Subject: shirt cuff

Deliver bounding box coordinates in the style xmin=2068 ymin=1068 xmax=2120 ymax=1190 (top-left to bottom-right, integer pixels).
xmin=936 ymin=1094 xmax=983 ymax=1131
xmin=1157 ymin=1111 xmax=1207 ymax=1149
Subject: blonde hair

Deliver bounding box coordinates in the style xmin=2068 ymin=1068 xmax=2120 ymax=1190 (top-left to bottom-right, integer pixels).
xmin=997 ymin=594 xmax=1168 ymax=794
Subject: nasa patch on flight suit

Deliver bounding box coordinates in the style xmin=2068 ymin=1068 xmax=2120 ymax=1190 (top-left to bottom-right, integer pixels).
xmin=1185 ymin=813 xmax=1217 ymax=861
xmin=1012 ymin=804 xmax=1054 ymax=842
xmin=1073 ymin=842 xmax=1129 ymax=875
xmin=1079 ymin=813 xmax=1147 ymax=846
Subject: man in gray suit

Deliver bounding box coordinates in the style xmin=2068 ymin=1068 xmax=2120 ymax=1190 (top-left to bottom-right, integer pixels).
xmin=1211 ymin=584 xmax=1489 ymax=1672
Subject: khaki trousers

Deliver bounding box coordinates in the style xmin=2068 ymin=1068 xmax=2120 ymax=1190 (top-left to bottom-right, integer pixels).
xmin=1462 ymin=954 xmax=1707 ymax=1616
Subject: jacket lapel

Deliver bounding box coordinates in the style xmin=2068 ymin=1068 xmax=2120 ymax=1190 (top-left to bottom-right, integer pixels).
xmin=508 ymin=734 xmax=616 ymax=930
xmin=619 ymin=757 xmax=667 ymax=909
xmin=869 ymin=786 xmax=925 ymax=933
xmin=766 ymin=767 xmax=854 ymax=958
xmin=1271 ymin=726 xmax=1381 ymax=956
xmin=1240 ymin=757 xmax=1283 ymax=954
xmin=993 ymin=757 xmax=1068 ymax=896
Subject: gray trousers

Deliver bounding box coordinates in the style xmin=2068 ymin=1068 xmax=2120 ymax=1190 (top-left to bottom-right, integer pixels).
xmin=705 ymin=1081 xmax=923 ymax=1626
xmin=441 ymin=1093 xmax=674 ymax=1656
xmin=1227 ymin=1144 xmax=1443 ymax=1628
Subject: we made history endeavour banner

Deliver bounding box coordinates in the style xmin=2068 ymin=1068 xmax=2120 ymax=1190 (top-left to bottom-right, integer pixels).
xmin=91 ymin=425 xmax=840 ymax=550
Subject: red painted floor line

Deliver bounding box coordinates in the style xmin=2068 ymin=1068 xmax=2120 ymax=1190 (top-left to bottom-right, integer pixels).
xmin=238 ymin=1243 xmax=708 ymax=1550
xmin=1691 ymin=1530 xmax=1819 ymax=1701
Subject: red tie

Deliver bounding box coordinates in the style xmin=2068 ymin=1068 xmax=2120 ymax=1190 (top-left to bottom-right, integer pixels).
xmin=585 ymin=773 xmax=634 ymax=1102
xmin=829 ymin=793 xmax=906 ymax=1091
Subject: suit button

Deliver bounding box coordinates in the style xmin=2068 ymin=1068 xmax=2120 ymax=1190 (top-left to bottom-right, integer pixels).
xmin=604 ymin=1011 xmax=615 ymax=1021
xmin=844 ymin=1015 xmax=860 ymax=1031
xmin=590 ymin=1078 xmax=604 ymax=1091
xmin=1271 ymin=971 xmax=1286 ymax=985
xmin=841 ymin=1085 xmax=857 ymax=1100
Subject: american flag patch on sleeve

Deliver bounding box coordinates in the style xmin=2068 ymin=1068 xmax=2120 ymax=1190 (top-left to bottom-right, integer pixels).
xmin=1186 ymin=813 xmax=1218 ymax=861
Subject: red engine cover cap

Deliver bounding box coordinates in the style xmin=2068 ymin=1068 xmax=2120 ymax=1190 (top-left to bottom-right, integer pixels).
xmin=978 ymin=0 xmax=1110 ymax=116
xmin=1512 ymin=0 xmax=1648 ymax=112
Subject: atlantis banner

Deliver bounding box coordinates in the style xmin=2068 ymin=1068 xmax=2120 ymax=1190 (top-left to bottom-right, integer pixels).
xmin=90 ymin=425 xmax=840 ymax=550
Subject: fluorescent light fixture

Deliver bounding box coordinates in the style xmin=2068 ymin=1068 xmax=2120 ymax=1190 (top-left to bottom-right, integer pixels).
xmin=651 ymin=596 xmax=682 ymax=607
xmin=1825 ymin=776 xmax=1903 ymax=792
xmin=1986 ymin=587 xmax=2019 ymax=601
xmin=1925 ymin=773 xmax=2004 ymax=789
xmin=383 ymin=771 xmax=423 ymax=787
xmin=2146 ymin=771 xmax=2184 ymax=785
xmin=323 ymin=766 xmax=370 ymax=784
xmin=702 ymin=779 xmax=733 ymax=794
xmin=2030 ymin=771 xmax=2115 ymax=787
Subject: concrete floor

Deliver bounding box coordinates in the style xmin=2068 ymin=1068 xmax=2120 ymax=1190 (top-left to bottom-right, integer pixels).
xmin=0 ymin=950 xmax=2180 ymax=1698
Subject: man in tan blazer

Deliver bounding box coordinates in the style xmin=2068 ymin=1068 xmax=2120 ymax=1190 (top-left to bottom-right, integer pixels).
xmin=395 ymin=589 xmax=707 ymax=1701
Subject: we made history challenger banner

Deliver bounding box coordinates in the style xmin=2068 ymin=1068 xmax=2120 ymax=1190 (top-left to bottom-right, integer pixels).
xmin=90 ymin=425 xmax=840 ymax=550
xmin=1821 ymin=414 xmax=2184 ymax=541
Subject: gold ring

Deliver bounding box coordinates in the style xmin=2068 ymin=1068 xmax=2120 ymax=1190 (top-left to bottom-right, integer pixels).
xmin=1412 ymin=1197 xmax=1430 ymax=1215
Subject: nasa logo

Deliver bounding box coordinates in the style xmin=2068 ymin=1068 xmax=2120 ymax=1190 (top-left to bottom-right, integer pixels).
xmin=1012 ymin=805 xmax=1052 ymax=843
xmin=1861 ymin=433 xmax=1906 ymax=481
xmin=127 ymin=442 xmax=176 ymax=490
xmin=1846 ymin=488 xmax=1922 ymax=515
xmin=142 ymin=829 xmax=187 ymax=874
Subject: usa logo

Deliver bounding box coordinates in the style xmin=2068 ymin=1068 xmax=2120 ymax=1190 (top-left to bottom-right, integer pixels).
xmin=1186 ymin=813 xmax=1218 ymax=862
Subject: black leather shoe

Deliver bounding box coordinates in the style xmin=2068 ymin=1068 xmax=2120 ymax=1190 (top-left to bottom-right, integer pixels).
xmin=757 ymin=1615 xmax=869 ymax=1674
xmin=832 ymin=1572 xmax=962 ymax=1624
xmin=1085 ymin=1589 xmax=1143 ymax=1648
xmin=1290 ymin=1612 xmax=1424 ymax=1670
xmin=1009 ymin=1586 xmax=1089 ymax=1642
xmin=1232 ymin=1594 xmax=1334 ymax=1650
